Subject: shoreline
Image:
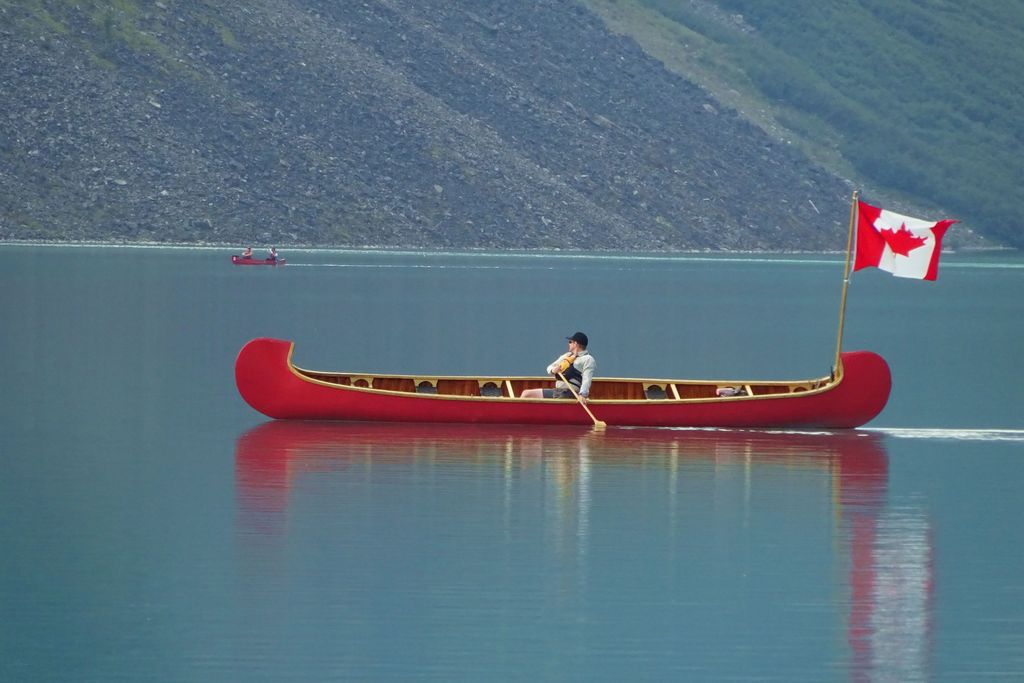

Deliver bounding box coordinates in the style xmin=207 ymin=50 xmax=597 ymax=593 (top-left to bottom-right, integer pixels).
xmin=0 ymin=239 xmax=1015 ymax=255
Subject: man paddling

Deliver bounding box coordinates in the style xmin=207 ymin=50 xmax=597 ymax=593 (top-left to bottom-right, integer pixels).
xmin=520 ymin=332 xmax=596 ymax=402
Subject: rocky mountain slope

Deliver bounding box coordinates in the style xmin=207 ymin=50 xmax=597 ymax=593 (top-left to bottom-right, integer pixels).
xmin=1 ymin=0 xmax=910 ymax=250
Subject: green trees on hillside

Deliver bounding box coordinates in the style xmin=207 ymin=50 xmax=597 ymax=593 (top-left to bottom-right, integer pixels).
xmin=641 ymin=0 xmax=1024 ymax=246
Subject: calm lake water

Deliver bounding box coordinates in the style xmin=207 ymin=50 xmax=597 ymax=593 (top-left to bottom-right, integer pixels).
xmin=1 ymin=245 xmax=1022 ymax=681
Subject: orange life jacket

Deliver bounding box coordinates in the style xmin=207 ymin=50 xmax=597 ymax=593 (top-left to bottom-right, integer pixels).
xmin=556 ymin=354 xmax=582 ymax=387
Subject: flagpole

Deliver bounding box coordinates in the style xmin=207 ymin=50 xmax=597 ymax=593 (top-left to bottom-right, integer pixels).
xmin=834 ymin=190 xmax=860 ymax=373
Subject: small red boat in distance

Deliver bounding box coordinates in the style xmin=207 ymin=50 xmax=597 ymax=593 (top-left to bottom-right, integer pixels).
xmin=232 ymin=255 xmax=285 ymax=266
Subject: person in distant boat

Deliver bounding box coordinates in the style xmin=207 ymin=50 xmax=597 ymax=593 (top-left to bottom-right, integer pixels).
xmin=520 ymin=331 xmax=596 ymax=402
xmin=241 ymin=246 xmax=253 ymax=259
xmin=267 ymin=247 xmax=278 ymax=262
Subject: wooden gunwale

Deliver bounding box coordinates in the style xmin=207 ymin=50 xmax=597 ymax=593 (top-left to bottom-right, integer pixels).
xmin=285 ymin=346 xmax=839 ymax=405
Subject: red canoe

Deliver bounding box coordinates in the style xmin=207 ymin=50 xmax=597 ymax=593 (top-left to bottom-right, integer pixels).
xmin=232 ymin=255 xmax=285 ymax=266
xmin=235 ymin=338 xmax=891 ymax=429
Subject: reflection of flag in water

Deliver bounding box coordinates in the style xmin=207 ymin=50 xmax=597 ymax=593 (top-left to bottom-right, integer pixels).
xmin=845 ymin=495 xmax=933 ymax=681
xmin=869 ymin=513 xmax=934 ymax=679
xmin=854 ymin=200 xmax=957 ymax=280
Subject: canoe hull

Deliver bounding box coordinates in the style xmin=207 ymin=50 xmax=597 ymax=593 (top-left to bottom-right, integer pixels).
xmin=235 ymin=338 xmax=891 ymax=429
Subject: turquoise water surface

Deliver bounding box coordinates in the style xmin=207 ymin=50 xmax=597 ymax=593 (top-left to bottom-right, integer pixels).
xmin=1 ymin=246 xmax=1022 ymax=681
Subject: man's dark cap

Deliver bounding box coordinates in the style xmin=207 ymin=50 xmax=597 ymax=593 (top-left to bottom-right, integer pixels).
xmin=566 ymin=331 xmax=588 ymax=347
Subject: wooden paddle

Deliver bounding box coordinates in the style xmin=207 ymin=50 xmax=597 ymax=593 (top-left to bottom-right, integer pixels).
xmin=557 ymin=371 xmax=606 ymax=431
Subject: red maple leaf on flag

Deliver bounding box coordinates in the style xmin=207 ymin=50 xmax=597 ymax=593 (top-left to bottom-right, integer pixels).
xmin=879 ymin=223 xmax=927 ymax=256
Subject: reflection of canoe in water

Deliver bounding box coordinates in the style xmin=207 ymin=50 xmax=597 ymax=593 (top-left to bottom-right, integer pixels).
xmin=231 ymin=255 xmax=285 ymax=266
xmin=235 ymin=419 xmax=888 ymax=468
xmin=234 ymin=421 xmax=923 ymax=680
xmin=234 ymin=420 xmax=888 ymax=488
xmin=234 ymin=420 xmax=888 ymax=513
xmin=235 ymin=338 xmax=891 ymax=429
xmin=235 ymin=419 xmax=888 ymax=459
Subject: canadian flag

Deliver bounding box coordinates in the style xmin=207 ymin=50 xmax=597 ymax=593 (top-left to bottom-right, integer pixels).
xmin=854 ymin=200 xmax=957 ymax=281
